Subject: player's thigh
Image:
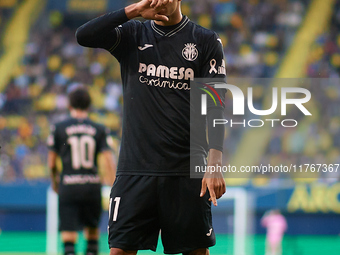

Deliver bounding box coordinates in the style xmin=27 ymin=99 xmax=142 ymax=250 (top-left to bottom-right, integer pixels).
xmin=80 ymin=194 xmax=102 ymax=229
xmin=110 ymin=248 xmax=137 ymax=255
xmin=183 ymin=248 xmax=209 ymax=255
xmin=158 ymin=177 xmax=215 ymax=254
xmin=108 ymin=175 xmax=160 ymax=251
xmin=59 ymin=197 xmax=80 ymax=231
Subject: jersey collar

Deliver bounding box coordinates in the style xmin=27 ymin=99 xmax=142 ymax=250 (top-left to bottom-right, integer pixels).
xmin=151 ymin=16 xmax=189 ymax=37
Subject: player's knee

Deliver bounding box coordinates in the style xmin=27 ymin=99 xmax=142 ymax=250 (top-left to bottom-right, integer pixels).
xmin=110 ymin=248 xmax=137 ymax=255
xmin=84 ymin=227 xmax=99 ymax=240
xmin=61 ymin=231 xmax=77 ymax=243
xmin=183 ymin=248 xmax=209 ymax=255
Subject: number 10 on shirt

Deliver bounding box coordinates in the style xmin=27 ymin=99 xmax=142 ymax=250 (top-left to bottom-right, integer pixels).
xmin=67 ymin=135 xmax=96 ymax=169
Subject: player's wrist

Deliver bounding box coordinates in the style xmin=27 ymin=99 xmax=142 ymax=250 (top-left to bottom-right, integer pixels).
xmin=125 ymin=3 xmax=142 ymax=20
xmin=208 ymin=149 xmax=222 ymax=166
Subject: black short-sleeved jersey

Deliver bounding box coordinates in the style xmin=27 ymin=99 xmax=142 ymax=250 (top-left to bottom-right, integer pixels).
xmin=106 ymin=16 xmax=226 ymax=176
xmin=47 ymin=118 xmax=111 ymax=192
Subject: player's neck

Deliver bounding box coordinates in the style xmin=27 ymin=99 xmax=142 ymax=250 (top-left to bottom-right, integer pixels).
xmin=154 ymin=12 xmax=183 ymax=26
xmin=70 ymin=109 xmax=88 ymax=119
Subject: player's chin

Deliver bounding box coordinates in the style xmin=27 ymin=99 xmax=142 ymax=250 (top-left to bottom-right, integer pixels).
xmin=155 ymin=15 xmax=169 ymax=22
xmin=157 ymin=9 xmax=169 ymax=16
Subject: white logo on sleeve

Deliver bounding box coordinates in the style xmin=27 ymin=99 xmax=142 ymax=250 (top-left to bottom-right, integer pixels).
xmin=218 ymin=59 xmax=226 ymax=75
xmin=209 ymin=59 xmax=217 ymax=74
xmin=209 ymin=59 xmax=226 ymax=75
xmin=206 ymin=228 xmax=213 ymax=236
xmin=138 ymin=44 xmax=154 ymax=51
xmin=182 ymin=43 xmax=198 ymax=61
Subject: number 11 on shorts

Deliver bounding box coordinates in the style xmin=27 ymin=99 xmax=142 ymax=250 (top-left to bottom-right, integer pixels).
xmin=109 ymin=197 xmax=121 ymax=222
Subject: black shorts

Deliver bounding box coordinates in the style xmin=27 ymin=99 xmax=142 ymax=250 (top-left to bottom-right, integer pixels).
xmin=108 ymin=175 xmax=215 ymax=254
xmin=59 ymin=185 xmax=102 ymax=231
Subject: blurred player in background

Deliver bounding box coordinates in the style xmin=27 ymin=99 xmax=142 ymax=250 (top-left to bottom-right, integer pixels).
xmin=261 ymin=209 xmax=288 ymax=255
xmin=47 ymin=86 xmax=116 ymax=255
xmin=76 ymin=0 xmax=226 ymax=254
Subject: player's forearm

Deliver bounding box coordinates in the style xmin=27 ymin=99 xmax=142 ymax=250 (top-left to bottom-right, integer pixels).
xmin=125 ymin=3 xmax=142 ymax=20
xmin=102 ymin=151 xmax=116 ymax=186
xmin=207 ymin=108 xmax=225 ymax=152
xmin=50 ymin=165 xmax=58 ymax=181
xmin=75 ymin=8 xmax=129 ymax=49
xmin=49 ymin=165 xmax=59 ymax=189
xmin=48 ymin=151 xmax=58 ymax=180
xmin=105 ymin=162 xmax=116 ymax=186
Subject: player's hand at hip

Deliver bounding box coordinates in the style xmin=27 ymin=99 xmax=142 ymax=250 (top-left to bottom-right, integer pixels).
xmin=135 ymin=0 xmax=170 ymax=22
xmin=200 ymin=149 xmax=226 ymax=206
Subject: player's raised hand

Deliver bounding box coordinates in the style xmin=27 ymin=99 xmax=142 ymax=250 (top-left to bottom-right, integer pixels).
xmin=149 ymin=0 xmax=171 ymax=8
xmin=200 ymin=149 xmax=226 ymax=206
xmin=135 ymin=0 xmax=169 ymax=22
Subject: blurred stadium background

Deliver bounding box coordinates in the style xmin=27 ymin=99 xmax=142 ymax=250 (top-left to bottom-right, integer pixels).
xmin=0 ymin=0 xmax=340 ymax=254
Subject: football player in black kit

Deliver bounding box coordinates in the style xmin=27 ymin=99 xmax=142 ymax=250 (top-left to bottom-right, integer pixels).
xmin=47 ymin=86 xmax=116 ymax=255
xmin=76 ymin=0 xmax=227 ymax=255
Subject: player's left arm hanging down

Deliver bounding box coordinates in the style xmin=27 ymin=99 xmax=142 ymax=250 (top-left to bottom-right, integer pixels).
xmin=47 ymin=126 xmax=60 ymax=193
xmin=200 ymin=33 xmax=227 ymax=206
xmin=200 ymin=102 xmax=227 ymax=206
